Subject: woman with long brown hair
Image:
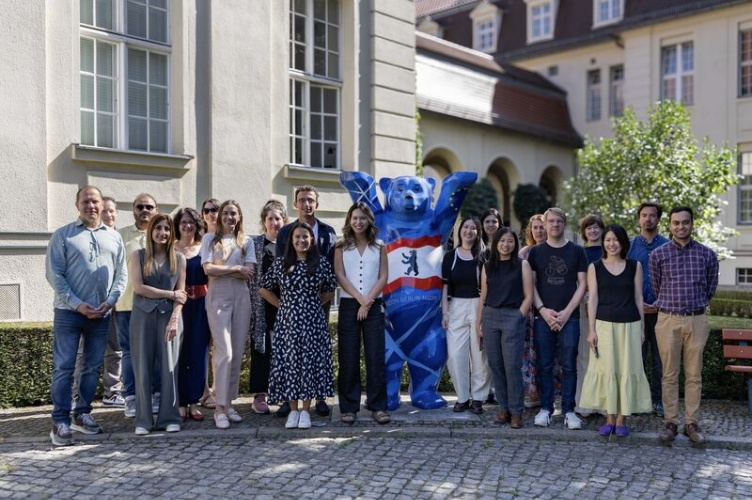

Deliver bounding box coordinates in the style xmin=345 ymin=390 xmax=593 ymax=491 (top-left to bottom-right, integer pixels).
xmin=200 ymin=200 xmax=256 ymax=429
xmin=129 ymin=214 xmax=187 ymax=435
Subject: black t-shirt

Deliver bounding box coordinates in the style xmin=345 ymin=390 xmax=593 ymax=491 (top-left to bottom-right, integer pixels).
xmin=484 ymin=258 xmax=524 ymax=308
xmin=528 ymin=241 xmax=588 ymax=317
xmin=595 ymin=259 xmax=641 ymax=323
xmin=441 ymin=249 xmax=480 ymax=298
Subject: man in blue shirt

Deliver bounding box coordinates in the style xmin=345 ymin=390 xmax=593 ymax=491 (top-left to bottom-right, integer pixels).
xmin=627 ymin=202 xmax=669 ymax=418
xmin=45 ymin=186 xmax=127 ymax=446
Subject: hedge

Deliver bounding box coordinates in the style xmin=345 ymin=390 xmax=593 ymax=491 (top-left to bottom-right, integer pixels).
xmin=1 ymin=316 xmax=750 ymax=409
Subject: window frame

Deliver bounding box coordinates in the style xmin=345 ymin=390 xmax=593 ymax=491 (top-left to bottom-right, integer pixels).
xmin=288 ymin=0 xmax=342 ymax=170
xmin=525 ymin=0 xmax=556 ymax=43
xmin=470 ymin=3 xmax=501 ymax=53
xmin=79 ymin=0 xmax=172 ymax=154
xmin=739 ymin=151 xmax=752 ymax=225
xmin=592 ymin=0 xmax=623 ymax=28
xmin=609 ymin=64 xmax=624 ymax=117
xmin=586 ymin=69 xmax=602 ymax=122
xmin=736 ymin=268 xmax=752 ymax=286
xmin=739 ymin=28 xmax=752 ymax=98
xmin=660 ymin=40 xmax=694 ymax=106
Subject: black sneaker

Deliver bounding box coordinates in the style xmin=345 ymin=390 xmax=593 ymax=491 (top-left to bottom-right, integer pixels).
xmin=275 ymin=401 xmax=291 ymax=418
xmin=470 ymin=400 xmax=484 ymax=414
xmin=315 ymin=399 xmax=331 ymax=417
xmin=453 ymin=401 xmax=470 ymax=412
xmin=71 ymin=413 xmax=103 ymax=435
xmin=50 ymin=422 xmax=73 ymax=446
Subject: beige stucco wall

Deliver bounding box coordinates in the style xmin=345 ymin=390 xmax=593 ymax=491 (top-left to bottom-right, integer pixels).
xmin=513 ymin=3 xmax=752 ymax=285
xmin=0 ymin=0 xmax=418 ymax=321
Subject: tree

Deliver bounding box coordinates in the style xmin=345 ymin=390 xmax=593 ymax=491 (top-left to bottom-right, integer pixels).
xmin=565 ymin=101 xmax=739 ymax=258
xmin=513 ymin=183 xmax=550 ymax=230
xmin=460 ymin=177 xmax=498 ymax=219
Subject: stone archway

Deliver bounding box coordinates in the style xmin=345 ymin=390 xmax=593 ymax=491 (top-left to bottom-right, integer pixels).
xmin=487 ymin=158 xmax=520 ymax=228
xmin=540 ymin=165 xmax=563 ymax=207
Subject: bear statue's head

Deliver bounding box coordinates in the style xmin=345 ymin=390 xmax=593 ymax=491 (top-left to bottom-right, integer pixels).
xmin=380 ymin=176 xmax=436 ymax=217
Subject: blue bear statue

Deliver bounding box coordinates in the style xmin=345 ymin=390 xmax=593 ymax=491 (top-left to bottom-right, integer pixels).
xmin=340 ymin=171 xmax=477 ymax=410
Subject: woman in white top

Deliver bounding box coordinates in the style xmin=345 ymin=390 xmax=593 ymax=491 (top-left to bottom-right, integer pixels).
xmin=200 ymin=200 xmax=256 ymax=429
xmin=334 ymin=203 xmax=390 ymax=424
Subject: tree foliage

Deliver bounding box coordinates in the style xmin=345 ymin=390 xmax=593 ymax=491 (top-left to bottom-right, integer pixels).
xmin=564 ymin=101 xmax=739 ymax=258
xmin=460 ymin=177 xmax=499 ymax=219
xmin=513 ymin=183 xmax=550 ymax=229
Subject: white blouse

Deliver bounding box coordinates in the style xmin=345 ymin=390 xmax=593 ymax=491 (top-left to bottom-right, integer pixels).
xmin=340 ymin=243 xmax=382 ymax=299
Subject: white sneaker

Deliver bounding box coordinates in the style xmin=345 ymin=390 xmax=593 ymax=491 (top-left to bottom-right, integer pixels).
xmin=135 ymin=426 xmax=149 ymax=435
xmin=297 ymin=410 xmax=311 ymax=429
xmin=214 ymin=413 xmax=230 ymax=430
xmin=227 ymin=407 xmax=243 ymax=423
xmin=534 ymin=409 xmax=551 ymax=427
xmin=124 ymin=396 xmax=136 ymax=418
xmin=166 ymin=424 xmax=180 ymax=433
xmin=565 ymin=412 xmax=582 ymax=430
xmin=285 ymin=410 xmax=300 ymax=429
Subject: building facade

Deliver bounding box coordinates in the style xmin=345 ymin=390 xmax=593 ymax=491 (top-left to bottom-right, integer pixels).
xmin=0 ymin=0 xmax=418 ymax=321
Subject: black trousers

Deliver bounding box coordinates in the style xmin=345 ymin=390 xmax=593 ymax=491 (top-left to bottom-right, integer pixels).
xmin=337 ymin=298 xmax=387 ymax=413
xmin=249 ymin=305 xmax=276 ymax=394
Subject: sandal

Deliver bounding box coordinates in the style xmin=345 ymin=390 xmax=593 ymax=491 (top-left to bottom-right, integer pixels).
xmin=340 ymin=412 xmax=356 ymax=424
xmin=200 ymin=394 xmax=217 ymax=409
xmin=372 ymin=411 xmax=391 ymax=425
xmin=189 ymin=405 xmax=204 ymax=422
xmin=598 ymin=424 xmax=615 ymax=436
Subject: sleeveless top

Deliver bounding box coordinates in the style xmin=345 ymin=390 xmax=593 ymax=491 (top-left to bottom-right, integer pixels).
xmin=132 ymin=249 xmax=180 ymax=314
xmin=340 ymin=243 xmax=382 ymax=299
xmin=595 ymin=259 xmax=640 ymax=323
xmin=484 ymin=258 xmax=524 ymax=308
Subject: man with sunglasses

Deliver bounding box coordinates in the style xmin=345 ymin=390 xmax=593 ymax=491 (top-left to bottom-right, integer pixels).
xmin=116 ymin=193 xmax=160 ymax=419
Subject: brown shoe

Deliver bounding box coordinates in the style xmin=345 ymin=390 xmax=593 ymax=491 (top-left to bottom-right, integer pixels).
xmin=658 ymin=422 xmax=678 ymax=446
xmin=372 ymin=411 xmax=391 ymax=425
xmin=683 ymin=423 xmax=706 ymax=446
xmin=510 ymin=414 xmax=523 ymax=429
xmin=494 ymin=410 xmax=511 ymax=424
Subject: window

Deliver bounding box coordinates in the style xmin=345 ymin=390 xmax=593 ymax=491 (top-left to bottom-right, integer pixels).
xmin=289 ymin=0 xmax=341 ymax=169
xmin=737 ymin=268 xmax=752 ymax=285
xmin=470 ymin=3 xmax=501 ymax=53
xmin=594 ymin=0 xmax=622 ymax=26
xmin=526 ymin=0 xmax=555 ymax=43
xmin=79 ymin=0 xmax=170 ymax=153
xmin=661 ymin=41 xmax=694 ymax=105
xmin=610 ymin=65 xmax=624 ymax=117
xmin=740 ymin=29 xmax=752 ymax=97
xmin=586 ymin=69 xmax=601 ymax=122
xmin=740 ymin=152 xmax=752 ymax=224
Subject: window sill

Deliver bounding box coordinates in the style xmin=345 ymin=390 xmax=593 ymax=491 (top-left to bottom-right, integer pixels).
xmin=283 ymin=164 xmax=343 ymax=184
xmin=71 ymin=144 xmax=193 ymax=171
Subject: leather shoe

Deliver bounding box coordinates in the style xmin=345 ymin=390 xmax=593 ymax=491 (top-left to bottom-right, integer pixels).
xmin=510 ymin=414 xmax=523 ymax=429
xmin=494 ymin=410 xmax=511 ymax=424
xmin=275 ymin=401 xmax=291 ymax=418
xmin=469 ymin=400 xmax=483 ymax=415
xmin=683 ymin=423 xmax=706 ymax=445
xmin=315 ymin=399 xmax=331 ymax=417
xmin=659 ymin=422 xmax=678 ymax=446
xmin=453 ymin=401 xmax=469 ymax=412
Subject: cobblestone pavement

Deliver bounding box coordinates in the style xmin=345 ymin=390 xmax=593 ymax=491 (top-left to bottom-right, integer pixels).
xmin=1 ymin=434 xmax=752 ymax=498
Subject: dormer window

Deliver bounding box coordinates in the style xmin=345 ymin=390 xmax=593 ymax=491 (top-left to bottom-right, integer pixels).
xmin=593 ymin=0 xmax=624 ymax=27
xmin=525 ymin=0 xmax=557 ymax=43
xmin=470 ymin=2 xmax=502 ymax=53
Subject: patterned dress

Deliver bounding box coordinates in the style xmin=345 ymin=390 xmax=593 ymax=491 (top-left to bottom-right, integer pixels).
xmin=262 ymin=258 xmax=337 ymax=403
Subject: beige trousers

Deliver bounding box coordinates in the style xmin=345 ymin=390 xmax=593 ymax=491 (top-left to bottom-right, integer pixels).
xmin=655 ymin=312 xmax=709 ymax=425
xmin=206 ymin=277 xmax=251 ymax=407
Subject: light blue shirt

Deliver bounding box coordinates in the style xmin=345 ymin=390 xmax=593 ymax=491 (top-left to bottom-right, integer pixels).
xmin=45 ymin=218 xmax=127 ymax=312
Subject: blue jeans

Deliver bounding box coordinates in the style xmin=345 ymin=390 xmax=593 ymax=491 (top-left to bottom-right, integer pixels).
xmin=117 ymin=310 xmax=160 ymax=398
xmin=51 ymin=309 xmax=110 ymax=424
xmin=482 ymin=307 xmax=525 ymax=415
xmin=533 ymin=316 xmax=579 ymax=414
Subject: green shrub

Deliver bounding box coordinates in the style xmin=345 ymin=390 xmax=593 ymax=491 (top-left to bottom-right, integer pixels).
xmin=2 ymin=316 xmax=751 ymax=408
xmin=710 ymin=298 xmax=752 ymax=318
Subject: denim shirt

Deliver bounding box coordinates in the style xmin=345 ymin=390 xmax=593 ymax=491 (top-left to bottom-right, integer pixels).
xmin=627 ymin=233 xmax=669 ymax=306
xmin=45 ymin=218 xmax=127 ymax=312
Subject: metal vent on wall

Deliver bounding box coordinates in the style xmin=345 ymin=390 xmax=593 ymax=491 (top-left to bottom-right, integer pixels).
xmin=0 ymin=284 xmax=21 ymax=321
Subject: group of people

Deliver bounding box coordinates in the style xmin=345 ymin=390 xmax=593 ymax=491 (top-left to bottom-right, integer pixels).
xmin=440 ymin=202 xmax=718 ymax=445
xmin=46 ymin=184 xmax=718 ymax=447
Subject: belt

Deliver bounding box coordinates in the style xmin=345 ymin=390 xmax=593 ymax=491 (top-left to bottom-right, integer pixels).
xmin=186 ymin=284 xmax=208 ymax=299
xmin=659 ymin=308 xmax=706 ymax=316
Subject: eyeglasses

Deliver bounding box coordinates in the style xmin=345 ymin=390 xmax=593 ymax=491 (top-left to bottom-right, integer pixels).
xmin=203 ymin=208 xmax=218 ymax=214
xmin=136 ymin=204 xmax=155 ymax=211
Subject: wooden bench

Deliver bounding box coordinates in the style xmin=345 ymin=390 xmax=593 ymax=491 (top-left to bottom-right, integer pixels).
xmin=722 ymin=329 xmax=752 ymax=416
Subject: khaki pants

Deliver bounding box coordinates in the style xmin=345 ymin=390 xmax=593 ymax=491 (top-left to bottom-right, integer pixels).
xmin=655 ymin=312 xmax=709 ymax=426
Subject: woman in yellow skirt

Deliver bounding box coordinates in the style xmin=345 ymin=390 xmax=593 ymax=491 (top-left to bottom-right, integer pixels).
xmin=580 ymin=224 xmax=652 ymax=437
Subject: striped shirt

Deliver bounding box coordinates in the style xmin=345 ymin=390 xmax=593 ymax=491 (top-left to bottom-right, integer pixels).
xmin=649 ymin=238 xmax=718 ymax=314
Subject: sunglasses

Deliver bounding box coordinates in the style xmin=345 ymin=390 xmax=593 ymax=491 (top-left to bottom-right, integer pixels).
xmin=203 ymin=208 xmax=218 ymax=214
xmin=136 ymin=204 xmax=155 ymax=211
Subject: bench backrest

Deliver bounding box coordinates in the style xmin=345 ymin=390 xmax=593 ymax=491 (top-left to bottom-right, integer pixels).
xmin=722 ymin=329 xmax=752 ymax=360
